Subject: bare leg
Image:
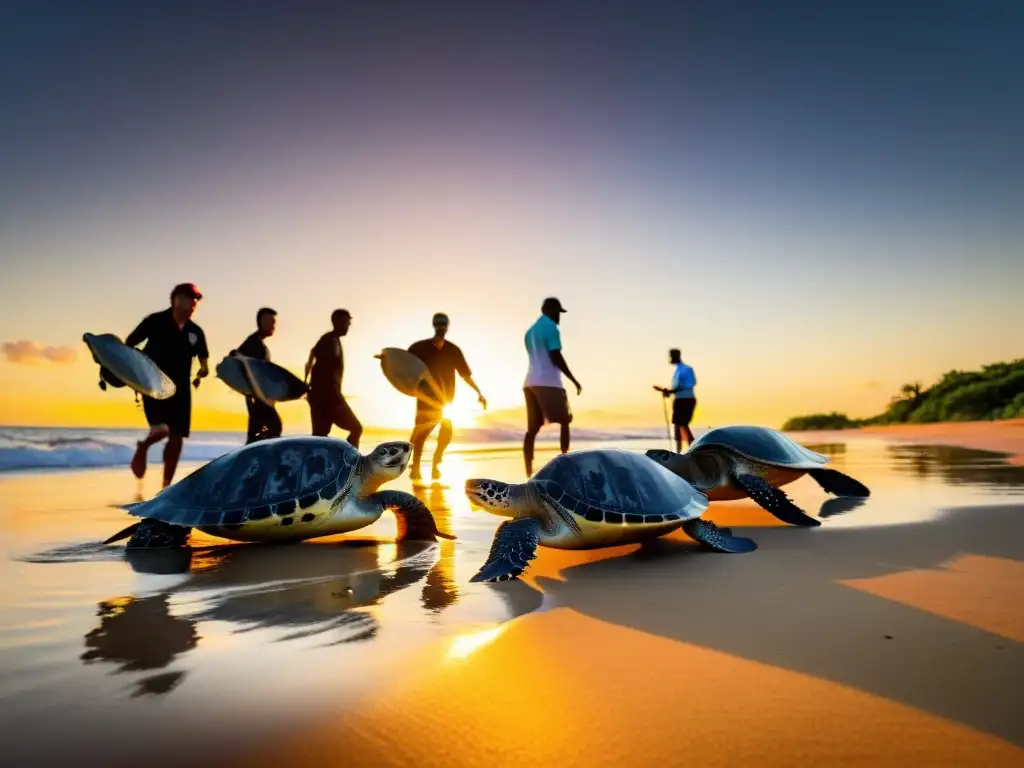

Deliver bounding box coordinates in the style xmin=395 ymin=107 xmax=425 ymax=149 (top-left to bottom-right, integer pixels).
xmin=523 ymin=427 xmax=540 ymax=477
xmin=432 ymin=419 xmax=453 ymax=478
xmin=333 ymin=400 xmax=362 ymax=449
xmin=132 ymin=425 xmax=169 ymax=479
xmin=674 ymin=424 xmax=683 ymax=453
xmin=267 ymin=407 xmax=283 ymax=439
xmin=682 ymin=425 xmax=695 ymax=448
xmin=410 ymin=420 xmax=437 ymax=479
xmin=560 ymin=422 xmax=570 ymax=455
xmin=162 ymin=435 xmax=183 ymax=488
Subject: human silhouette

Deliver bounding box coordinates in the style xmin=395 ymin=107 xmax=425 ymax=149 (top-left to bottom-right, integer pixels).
xmin=125 ymin=283 xmax=209 ymax=487
xmin=654 ymin=348 xmax=697 ymax=451
xmin=523 ymin=297 xmax=581 ymax=476
xmin=233 ymin=307 xmax=282 ymax=444
xmin=407 ymin=312 xmax=487 ymax=481
xmin=305 ymin=309 xmax=362 ymax=447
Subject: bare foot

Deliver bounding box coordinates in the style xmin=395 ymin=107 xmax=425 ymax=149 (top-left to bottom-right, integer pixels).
xmin=130 ymin=442 xmax=147 ymax=479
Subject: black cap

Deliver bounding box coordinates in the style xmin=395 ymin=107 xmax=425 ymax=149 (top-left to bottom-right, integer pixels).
xmin=171 ymin=282 xmax=203 ymax=300
xmin=542 ymin=297 xmax=566 ymax=313
xmin=432 ymin=312 xmax=449 ymax=325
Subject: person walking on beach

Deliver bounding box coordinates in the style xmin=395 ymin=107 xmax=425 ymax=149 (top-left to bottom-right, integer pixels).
xmin=407 ymin=312 xmax=487 ymax=481
xmin=654 ymin=348 xmax=697 ymax=452
xmin=523 ymin=297 xmax=581 ymax=477
xmin=305 ymin=309 xmax=362 ymax=447
xmin=232 ymin=307 xmax=281 ymax=444
xmin=126 ymin=283 xmax=209 ymax=488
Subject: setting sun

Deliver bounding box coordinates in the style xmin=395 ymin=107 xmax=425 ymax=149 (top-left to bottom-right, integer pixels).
xmin=443 ymin=398 xmax=483 ymax=428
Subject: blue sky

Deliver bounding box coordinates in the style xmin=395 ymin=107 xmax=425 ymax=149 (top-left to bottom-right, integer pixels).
xmin=1 ymin=1 xmax=1022 ymax=430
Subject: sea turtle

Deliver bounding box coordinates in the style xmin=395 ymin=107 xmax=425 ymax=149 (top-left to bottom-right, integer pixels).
xmin=464 ymin=447 xmax=756 ymax=582
xmin=645 ymin=425 xmax=870 ymax=527
xmin=103 ymin=437 xmax=455 ymax=549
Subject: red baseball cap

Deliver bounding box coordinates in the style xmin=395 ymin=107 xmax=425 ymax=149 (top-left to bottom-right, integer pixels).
xmin=171 ymin=282 xmax=203 ymax=300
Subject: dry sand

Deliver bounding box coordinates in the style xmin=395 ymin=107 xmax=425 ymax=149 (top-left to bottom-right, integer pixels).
xmin=219 ymin=422 xmax=1024 ymax=767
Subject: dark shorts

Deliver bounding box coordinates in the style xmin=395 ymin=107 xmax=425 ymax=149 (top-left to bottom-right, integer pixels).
xmin=672 ymin=397 xmax=697 ymax=426
xmin=525 ymin=386 xmax=572 ymax=431
xmin=309 ymin=393 xmax=361 ymax=437
xmin=142 ymin=387 xmax=192 ymax=438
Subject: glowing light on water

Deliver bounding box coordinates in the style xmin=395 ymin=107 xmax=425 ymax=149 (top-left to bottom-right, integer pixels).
xmin=447 ymin=624 xmax=507 ymax=660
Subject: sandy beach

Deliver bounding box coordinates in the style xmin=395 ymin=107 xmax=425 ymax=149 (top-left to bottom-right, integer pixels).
xmin=1 ymin=424 xmax=1022 ymax=767
xmin=215 ymin=422 xmax=1024 ymax=768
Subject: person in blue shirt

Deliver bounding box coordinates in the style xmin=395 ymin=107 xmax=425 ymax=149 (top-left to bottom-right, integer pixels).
xmin=654 ymin=349 xmax=697 ymax=452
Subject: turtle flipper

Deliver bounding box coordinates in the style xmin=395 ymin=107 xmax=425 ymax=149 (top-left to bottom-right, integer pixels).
xmin=470 ymin=518 xmax=542 ymax=582
xmin=681 ymin=518 xmax=757 ymax=553
xmin=807 ymin=468 xmax=870 ymax=497
xmin=732 ymin=473 xmax=821 ymax=527
xmin=103 ymin=522 xmax=142 ymax=545
xmin=368 ymin=490 xmax=456 ymax=542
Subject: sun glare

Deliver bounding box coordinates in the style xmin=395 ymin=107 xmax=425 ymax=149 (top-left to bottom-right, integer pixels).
xmin=442 ymin=399 xmax=481 ymax=428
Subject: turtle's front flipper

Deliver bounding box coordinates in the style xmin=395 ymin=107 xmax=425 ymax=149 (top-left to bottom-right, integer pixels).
xmin=470 ymin=518 xmax=542 ymax=582
xmin=125 ymin=519 xmax=192 ymax=549
xmin=103 ymin=522 xmax=141 ymax=545
xmin=807 ymin=468 xmax=870 ymax=497
xmin=369 ymin=490 xmax=456 ymax=542
xmin=732 ymin=473 xmax=821 ymax=527
xmin=681 ymin=518 xmax=757 ymax=553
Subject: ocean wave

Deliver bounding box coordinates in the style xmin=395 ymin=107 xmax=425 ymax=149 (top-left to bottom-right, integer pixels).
xmin=0 ymin=428 xmax=240 ymax=472
xmin=0 ymin=425 xmax=668 ymax=473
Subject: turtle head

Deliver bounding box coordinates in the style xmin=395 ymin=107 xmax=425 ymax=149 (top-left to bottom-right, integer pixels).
xmin=465 ymin=479 xmax=517 ymax=517
xmin=645 ymin=449 xmax=679 ymax=470
xmin=365 ymin=441 xmax=411 ymax=482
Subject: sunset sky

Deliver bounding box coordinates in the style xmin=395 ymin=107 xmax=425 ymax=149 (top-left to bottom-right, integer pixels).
xmin=1 ymin=2 xmax=1022 ymax=434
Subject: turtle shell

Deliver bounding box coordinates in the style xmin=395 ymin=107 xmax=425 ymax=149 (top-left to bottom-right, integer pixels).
xmin=688 ymin=426 xmax=828 ymax=469
xmin=126 ymin=437 xmax=359 ymax=528
xmin=531 ymin=448 xmax=706 ymax=525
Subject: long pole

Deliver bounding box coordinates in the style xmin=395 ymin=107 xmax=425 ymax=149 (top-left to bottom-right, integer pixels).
xmin=661 ymin=395 xmax=673 ymax=450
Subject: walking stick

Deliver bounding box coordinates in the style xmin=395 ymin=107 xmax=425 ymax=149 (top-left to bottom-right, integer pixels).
xmin=661 ymin=394 xmax=673 ymax=450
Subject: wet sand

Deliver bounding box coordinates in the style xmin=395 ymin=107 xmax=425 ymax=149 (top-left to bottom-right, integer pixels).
xmin=1 ymin=431 xmax=1023 ymax=766
xmin=851 ymin=418 xmax=1024 ymax=465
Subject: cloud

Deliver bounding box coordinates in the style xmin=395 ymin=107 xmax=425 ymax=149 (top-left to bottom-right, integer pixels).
xmin=863 ymin=380 xmax=883 ymax=389
xmin=2 ymin=340 xmax=78 ymax=365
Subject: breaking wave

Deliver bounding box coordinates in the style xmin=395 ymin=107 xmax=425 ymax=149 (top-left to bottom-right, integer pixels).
xmin=0 ymin=428 xmax=240 ymax=472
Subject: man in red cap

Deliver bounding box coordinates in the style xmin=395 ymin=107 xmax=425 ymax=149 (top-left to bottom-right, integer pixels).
xmin=125 ymin=283 xmax=210 ymax=487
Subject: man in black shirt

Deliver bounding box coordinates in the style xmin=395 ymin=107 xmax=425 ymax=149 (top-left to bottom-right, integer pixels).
xmin=407 ymin=313 xmax=486 ymax=481
xmin=125 ymin=283 xmax=210 ymax=488
xmin=232 ymin=307 xmax=281 ymax=444
xmin=304 ymin=309 xmax=362 ymax=448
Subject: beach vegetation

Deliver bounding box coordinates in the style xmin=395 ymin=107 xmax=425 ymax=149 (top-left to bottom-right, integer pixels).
xmin=782 ymin=359 xmax=1024 ymax=430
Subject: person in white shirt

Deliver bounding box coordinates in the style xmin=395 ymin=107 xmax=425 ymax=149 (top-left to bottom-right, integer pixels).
xmin=654 ymin=348 xmax=697 ymax=452
xmin=522 ymin=297 xmax=582 ymax=476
